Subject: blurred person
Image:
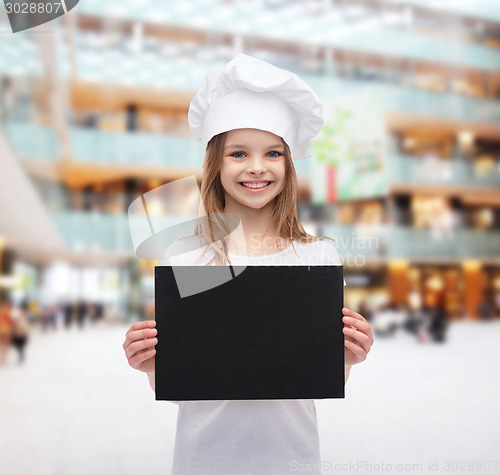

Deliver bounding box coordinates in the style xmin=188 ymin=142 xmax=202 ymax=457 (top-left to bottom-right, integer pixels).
xmin=494 ymin=293 xmax=500 ymax=317
xmin=27 ymin=299 xmax=39 ymax=324
xmin=87 ymin=302 xmax=104 ymax=326
xmin=76 ymin=300 xmax=87 ymax=329
xmin=359 ymin=297 xmax=373 ymax=323
xmin=372 ymin=303 xmax=398 ymax=337
xmin=428 ymin=302 xmax=448 ymax=343
xmin=430 ymin=198 xmax=455 ymax=241
xmin=122 ymin=54 xmax=374 ymax=475
xmin=416 ymin=304 xmax=438 ymax=344
xmin=0 ymin=77 xmax=16 ymax=122
xmin=11 ymin=301 xmax=29 ymax=364
xmin=477 ymin=300 xmax=494 ymax=321
xmin=94 ymin=302 xmax=104 ymax=322
xmin=63 ymin=301 xmax=73 ymax=328
xmin=0 ymin=299 xmax=13 ymax=365
xmin=126 ymin=104 xmax=139 ymax=131
xmin=416 ymin=304 xmax=430 ymax=343
xmin=41 ymin=304 xmax=57 ymax=331
xmin=404 ymin=300 xmax=425 ymax=336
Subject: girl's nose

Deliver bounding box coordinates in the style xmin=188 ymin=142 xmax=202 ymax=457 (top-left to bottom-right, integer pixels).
xmin=246 ymin=156 xmax=268 ymax=175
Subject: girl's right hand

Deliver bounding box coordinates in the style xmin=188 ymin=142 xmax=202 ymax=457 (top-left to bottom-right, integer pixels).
xmin=123 ymin=320 xmax=157 ymax=375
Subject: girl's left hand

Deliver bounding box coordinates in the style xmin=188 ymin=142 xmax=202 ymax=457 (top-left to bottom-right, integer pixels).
xmin=342 ymin=307 xmax=374 ymax=368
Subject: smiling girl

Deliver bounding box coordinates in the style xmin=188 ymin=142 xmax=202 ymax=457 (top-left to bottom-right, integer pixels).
xmin=123 ymin=54 xmax=374 ymax=474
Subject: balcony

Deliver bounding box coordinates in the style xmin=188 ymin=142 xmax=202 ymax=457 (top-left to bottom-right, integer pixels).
xmin=4 ymin=121 xmax=499 ymax=189
xmin=321 ymin=224 xmax=500 ymax=261
xmin=70 ymin=128 xmax=202 ymax=169
xmin=306 ymin=77 xmax=500 ymax=124
xmin=2 ymin=122 xmax=311 ymax=178
xmin=388 ymin=154 xmax=500 ymax=189
xmin=74 ymin=0 xmax=500 ymax=72
xmin=49 ymin=211 xmax=500 ymax=261
xmin=2 ymin=122 xmax=61 ymax=160
xmin=377 ymin=0 xmax=500 ymax=23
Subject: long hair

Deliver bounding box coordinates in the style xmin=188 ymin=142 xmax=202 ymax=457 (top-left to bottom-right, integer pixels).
xmin=192 ymin=131 xmax=335 ymax=266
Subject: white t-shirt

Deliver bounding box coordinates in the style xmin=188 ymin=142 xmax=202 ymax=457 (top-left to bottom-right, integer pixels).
xmin=160 ymin=235 xmax=345 ymax=475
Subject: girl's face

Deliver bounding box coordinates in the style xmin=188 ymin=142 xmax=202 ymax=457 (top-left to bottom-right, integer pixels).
xmin=219 ymin=128 xmax=286 ymax=211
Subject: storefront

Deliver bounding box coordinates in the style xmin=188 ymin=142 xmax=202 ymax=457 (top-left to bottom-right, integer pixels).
xmin=387 ymin=260 xmax=500 ymax=320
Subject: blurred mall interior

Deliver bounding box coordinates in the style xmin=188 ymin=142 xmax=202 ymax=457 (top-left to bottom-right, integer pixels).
xmin=1 ymin=2 xmax=500 ymax=474
xmin=1 ymin=0 xmax=500 ymax=333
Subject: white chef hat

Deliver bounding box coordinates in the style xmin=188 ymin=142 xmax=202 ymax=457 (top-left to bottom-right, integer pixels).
xmin=188 ymin=53 xmax=324 ymax=161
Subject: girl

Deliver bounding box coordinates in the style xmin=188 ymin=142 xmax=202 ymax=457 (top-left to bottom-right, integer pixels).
xmin=123 ymin=54 xmax=374 ymax=474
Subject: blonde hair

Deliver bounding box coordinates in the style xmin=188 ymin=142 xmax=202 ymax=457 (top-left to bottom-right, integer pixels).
xmin=191 ymin=131 xmax=335 ymax=265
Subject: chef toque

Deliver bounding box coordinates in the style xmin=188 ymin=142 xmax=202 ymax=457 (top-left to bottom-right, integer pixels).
xmin=188 ymin=53 xmax=324 ymax=161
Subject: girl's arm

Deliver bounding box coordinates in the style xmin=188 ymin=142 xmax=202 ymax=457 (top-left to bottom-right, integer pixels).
xmin=123 ymin=321 xmax=178 ymax=405
xmin=148 ymin=371 xmax=179 ymax=405
xmin=147 ymin=372 xmax=155 ymax=391
xmin=345 ymin=365 xmax=351 ymax=384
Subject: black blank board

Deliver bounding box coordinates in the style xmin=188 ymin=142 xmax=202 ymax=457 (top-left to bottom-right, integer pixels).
xmin=155 ymin=265 xmax=344 ymax=401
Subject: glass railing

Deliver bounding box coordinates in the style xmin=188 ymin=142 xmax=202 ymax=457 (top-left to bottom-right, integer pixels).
xmin=307 ymin=77 xmax=500 ymax=124
xmin=69 ymin=128 xmax=202 ymax=169
xmin=49 ymin=45 xmax=499 ymax=112
xmin=321 ymin=224 xmax=500 ymax=260
xmin=4 ymin=122 xmax=499 ymax=187
xmin=64 ymin=47 xmax=500 ymax=109
xmin=51 ymin=211 xmax=500 ymax=259
xmin=3 ymin=6 xmax=500 ymax=83
xmin=74 ymin=0 xmax=500 ymax=72
xmin=387 ymin=154 xmax=500 ymax=188
xmin=2 ymin=122 xmax=311 ymax=178
xmin=387 ymin=226 xmax=500 ymax=259
xmin=69 ymin=127 xmax=311 ymax=179
xmin=51 ymin=211 xmax=134 ymax=254
xmin=378 ymin=0 xmax=500 ymax=23
xmin=1 ymin=122 xmax=61 ymax=160
xmin=3 ymin=45 xmax=500 ymax=123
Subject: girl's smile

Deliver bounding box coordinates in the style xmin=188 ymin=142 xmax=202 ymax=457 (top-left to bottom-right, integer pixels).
xmin=238 ymin=180 xmax=274 ymax=192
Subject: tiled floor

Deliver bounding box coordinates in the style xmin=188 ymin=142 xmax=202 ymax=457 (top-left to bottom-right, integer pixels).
xmin=1 ymin=319 xmax=499 ymax=474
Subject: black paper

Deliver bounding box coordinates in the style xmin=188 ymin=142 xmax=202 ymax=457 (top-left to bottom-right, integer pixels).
xmin=155 ymin=265 xmax=344 ymax=401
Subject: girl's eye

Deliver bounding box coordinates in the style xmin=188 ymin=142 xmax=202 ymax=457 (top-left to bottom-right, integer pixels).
xmin=230 ymin=151 xmax=282 ymax=158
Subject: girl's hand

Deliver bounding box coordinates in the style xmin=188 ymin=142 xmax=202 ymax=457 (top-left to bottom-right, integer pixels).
xmin=123 ymin=320 xmax=157 ymax=375
xmin=342 ymin=307 xmax=374 ymax=368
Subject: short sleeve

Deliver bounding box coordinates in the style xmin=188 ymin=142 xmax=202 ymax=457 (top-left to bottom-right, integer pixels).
xmin=158 ymin=236 xmax=212 ymax=266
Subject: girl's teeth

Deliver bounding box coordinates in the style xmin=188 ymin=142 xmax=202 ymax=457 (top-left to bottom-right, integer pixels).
xmin=241 ymin=182 xmax=270 ymax=189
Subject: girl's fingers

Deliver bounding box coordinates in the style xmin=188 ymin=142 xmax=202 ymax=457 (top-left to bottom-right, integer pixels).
xmin=128 ymin=347 xmax=156 ymax=369
xmin=126 ymin=337 xmax=158 ymax=359
xmin=343 ymin=327 xmax=371 ymax=353
xmin=344 ymin=339 xmax=366 ymax=362
xmin=344 ymin=333 xmax=355 ymax=343
xmin=342 ymin=316 xmax=371 ymax=338
xmin=125 ymin=320 xmax=156 ymax=337
xmin=342 ymin=307 xmax=366 ymax=323
xmin=123 ymin=327 xmax=158 ymax=350
xmin=342 ymin=309 xmax=374 ymax=345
